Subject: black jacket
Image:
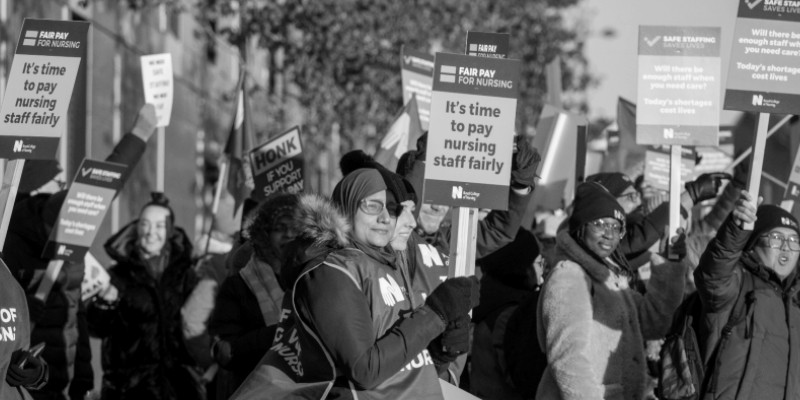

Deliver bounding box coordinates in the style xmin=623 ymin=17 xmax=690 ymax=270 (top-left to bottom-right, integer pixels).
xmin=695 ymin=215 xmax=800 ymax=399
xmin=87 ymin=222 xmax=201 ymax=400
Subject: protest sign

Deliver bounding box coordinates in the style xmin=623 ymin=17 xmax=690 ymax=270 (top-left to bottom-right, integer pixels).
xmin=465 ymin=31 xmax=510 ymax=58
xmin=43 ymin=159 xmax=127 ymax=262
xmin=401 ymin=46 xmax=434 ymax=131
xmin=644 ymin=147 xmax=695 ymax=192
xmin=724 ymin=1 xmax=800 ymax=113
xmin=140 ymin=53 xmax=173 ymax=127
xmin=0 ymin=19 xmax=89 ymax=159
xmin=636 ymin=26 xmax=721 ymax=146
xmin=423 ymin=52 xmax=520 ymax=210
xmin=81 ymin=252 xmax=110 ymax=301
xmin=249 ymin=126 xmax=304 ymax=201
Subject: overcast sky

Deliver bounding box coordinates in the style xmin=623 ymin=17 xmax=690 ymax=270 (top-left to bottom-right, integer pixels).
xmin=583 ymin=0 xmax=741 ymax=124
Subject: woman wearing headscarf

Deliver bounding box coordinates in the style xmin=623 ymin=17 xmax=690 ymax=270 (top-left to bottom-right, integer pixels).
xmin=87 ymin=193 xmax=201 ymax=400
xmin=536 ymin=182 xmax=686 ymax=400
xmin=233 ymin=168 xmax=479 ymax=399
xmin=694 ymin=191 xmax=800 ymax=399
xmin=206 ymin=193 xmax=299 ymax=397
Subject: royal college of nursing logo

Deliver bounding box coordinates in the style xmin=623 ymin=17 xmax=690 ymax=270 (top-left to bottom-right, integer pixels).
xmin=379 ymin=274 xmax=405 ymax=307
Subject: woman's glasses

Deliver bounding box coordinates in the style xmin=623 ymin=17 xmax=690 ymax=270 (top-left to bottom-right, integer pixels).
xmin=759 ymin=233 xmax=800 ymax=252
xmin=358 ymin=199 xmax=403 ymax=217
xmin=587 ymin=219 xmax=626 ymax=239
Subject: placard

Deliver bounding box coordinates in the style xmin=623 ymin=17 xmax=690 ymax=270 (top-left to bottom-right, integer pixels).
xmin=423 ymin=52 xmax=520 ymax=210
xmin=0 ymin=19 xmax=89 ymax=159
xmin=643 ymin=147 xmax=695 ymax=192
xmin=43 ymin=159 xmax=127 ymax=261
xmin=401 ymin=46 xmax=434 ymax=131
xmin=140 ymin=53 xmax=174 ymax=127
xmin=636 ymin=26 xmax=721 ymax=146
xmin=724 ymin=2 xmax=800 ymax=113
xmin=465 ymin=31 xmax=510 ymax=58
xmin=249 ymin=127 xmax=304 ymax=200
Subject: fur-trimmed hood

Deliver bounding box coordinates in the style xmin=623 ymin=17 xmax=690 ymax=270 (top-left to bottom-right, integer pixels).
xmin=280 ymin=194 xmax=351 ymax=287
xmin=295 ymin=193 xmax=350 ymax=248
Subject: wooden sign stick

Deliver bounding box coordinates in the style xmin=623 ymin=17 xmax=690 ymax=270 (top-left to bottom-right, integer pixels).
xmin=0 ymin=159 xmax=25 ymax=252
xmin=448 ymin=207 xmax=479 ymax=278
xmin=745 ymin=113 xmax=770 ymax=230
xmin=668 ymin=146 xmax=682 ymax=259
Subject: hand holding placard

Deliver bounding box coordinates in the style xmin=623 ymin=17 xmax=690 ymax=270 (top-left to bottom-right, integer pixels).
xmin=131 ymin=103 xmax=158 ymax=142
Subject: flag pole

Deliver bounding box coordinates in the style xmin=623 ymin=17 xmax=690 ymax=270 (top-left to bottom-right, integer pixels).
xmin=203 ymin=159 xmax=228 ymax=257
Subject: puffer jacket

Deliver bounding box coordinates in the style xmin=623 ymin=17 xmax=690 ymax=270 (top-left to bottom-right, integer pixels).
xmin=232 ymin=194 xmax=446 ymax=400
xmin=694 ymin=215 xmax=800 ymax=400
xmin=536 ymin=230 xmax=685 ymax=400
xmin=86 ymin=221 xmax=201 ymax=400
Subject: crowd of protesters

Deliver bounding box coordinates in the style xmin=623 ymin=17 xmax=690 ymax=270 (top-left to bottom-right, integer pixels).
xmin=3 ymin=49 xmax=800 ymax=400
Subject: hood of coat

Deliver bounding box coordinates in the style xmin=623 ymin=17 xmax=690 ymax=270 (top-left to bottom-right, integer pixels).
xmin=280 ymin=194 xmax=351 ymax=287
xmin=104 ymin=219 xmax=193 ymax=268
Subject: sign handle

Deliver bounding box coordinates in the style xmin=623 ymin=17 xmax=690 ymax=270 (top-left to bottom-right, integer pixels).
xmin=156 ymin=127 xmax=165 ymax=191
xmin=744 ymin=113 xmax=770 ymax=230
xmin=725 ymin=114 xmax=791 ymax=173
xmin=667 ymin=145 xmax=682 ymax=259
xmin=0 ymin=159 xmax=25 ymax=252
xmin=448 ymin=207 xmax=478 ymax=278
xmin=34 ymin=259 xmax=64 ymax=302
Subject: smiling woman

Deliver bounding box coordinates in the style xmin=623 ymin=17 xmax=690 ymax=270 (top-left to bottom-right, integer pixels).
xmin=536 ymin=182 xmax=686 ymax=399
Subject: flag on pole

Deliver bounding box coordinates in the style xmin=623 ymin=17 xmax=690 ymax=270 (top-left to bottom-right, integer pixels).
xmin=224 ymin=72 xmax=254 ymax=215
xmin=374 ymin=94 xmax=423 ymax=172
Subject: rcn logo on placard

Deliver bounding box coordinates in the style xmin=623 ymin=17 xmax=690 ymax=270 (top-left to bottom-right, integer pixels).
xmin=452 ymin=186 xmax=464 ymax=199
xmin=663 ymin=128 xmax=675 ymax=139
xmin=751 ymin=94 xmax=778 ymax=108
xmin=379 ymin=275 xmax=405 ymax=307
xmin=753 ymin=94 xmax=763 ymax=106
xmin=57 ymin=245 xmax=67 ymax=255
xmin=12 ymin=140 xmax=34 ymax=154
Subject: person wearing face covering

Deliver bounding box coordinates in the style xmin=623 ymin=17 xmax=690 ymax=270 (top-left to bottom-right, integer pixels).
xmin=536 ymin=182 xmax=686 ymax=400
xmin=694 ymin=191 xmax=800 ymax=400
xmin=232 ymin=169 xmax=479 ymax=400
xmin=86 ymin=193 xmax=201 ymax=400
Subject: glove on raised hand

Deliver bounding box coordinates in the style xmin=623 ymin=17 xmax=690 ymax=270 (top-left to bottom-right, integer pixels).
xmin=425 ymin=276 xmax=480 ymax=325
xmin=6 ymin=348 xmax=48 ymax=390
xmin=685 ymin=172 xmax=731 ymax=204
xmin=510 ymin=135 xmax=541 ymax=190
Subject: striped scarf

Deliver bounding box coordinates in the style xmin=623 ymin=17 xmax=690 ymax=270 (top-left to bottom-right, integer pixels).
xmin=239 ymin=256 xmax=285 ymax=326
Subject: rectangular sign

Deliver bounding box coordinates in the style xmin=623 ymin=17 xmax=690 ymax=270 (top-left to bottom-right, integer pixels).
xmin=140 ymin=53 xmax=174 ymax=127
xmin=724 ymin=2 xmax=800 ymax=113
xmin=636 ymin=25 xmax=721 ymax=146
xmin=643 ymin=146 xmax=695 ymax=192
xmin=249 ymin=126 xmax=304 ymax=200
xmin=466 ymin=31 xmax=510 ymax=58
xmin=0 ymin=19 xmax=89 ymax=159
xmin=44 ymin=159 xmax=127 ymax=261
xmin=423 ymin=52 xmax=520 ymax=210
xmin=401 ymin=46 xmax=434 ymax=131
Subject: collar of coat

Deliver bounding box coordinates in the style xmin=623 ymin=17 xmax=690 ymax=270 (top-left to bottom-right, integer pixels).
xmin=553 ymin=230 xmax=631 ymax=283
xmin=741 ymin=251 xmax=800 ymax=295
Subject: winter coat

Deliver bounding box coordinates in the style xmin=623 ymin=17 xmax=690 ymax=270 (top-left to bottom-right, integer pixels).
xmin=0 ymin=258 xmax=34 ymax=400
xmin=207 ymin=256 xmax=282 ymax=388
xmin=694 ymin=215 xmax=800 ymax=400
xmin=86 ymin=221 xmax=201 ymax=400
xmin=470 ymin=274 xmax=531 ymax=400
xmin=417 ymin=187 xmax=531 ymax=258
xmin=232 ymin=194 xmax=446 ymax=400
xmin=3 ymin=132 xmax=146 ymax=400
xmin=536 ymin=230 xmax=685 ymax=400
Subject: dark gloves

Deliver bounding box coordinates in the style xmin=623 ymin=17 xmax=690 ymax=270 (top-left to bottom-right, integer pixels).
xmin=685 ymin=173 xmax=731 ymax=204
xmin=27 ymin=296 xmax=46 ymax=323
xmin=510 ymin=135 xmax=541 ymax=190
xmin=429 ymin=314 xmax=472 ymax=364
xmin=660 ymin=228 xmax=687 ymax=261
xmin=425 ymin=276 xmax=480 ymax=325
xmin=7 ymin=348 xmax=48 ymax=390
